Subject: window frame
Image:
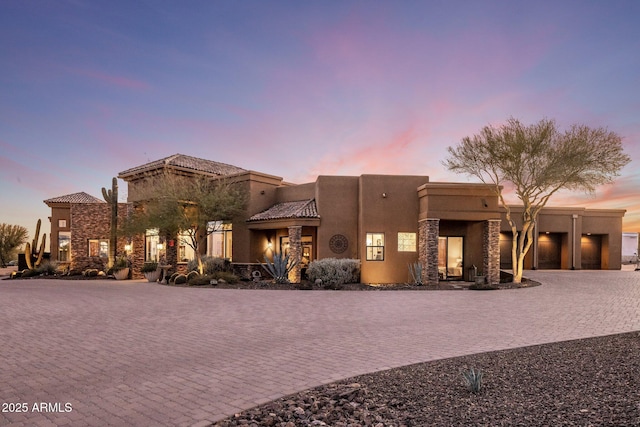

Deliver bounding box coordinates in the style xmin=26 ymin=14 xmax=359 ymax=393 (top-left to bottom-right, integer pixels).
xmin=88 ymin=238 xmax=109 ymax=258
xmin=366 ymin=232 xmax=385 ymax=261
xmin=397 ymin=232 xmax=417 ymax=252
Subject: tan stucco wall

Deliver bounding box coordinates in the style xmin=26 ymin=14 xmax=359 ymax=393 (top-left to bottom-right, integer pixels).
xmin=501 ymin=206 xmax=625 ymax=270
xmin=357 ymin=175 xmax=428 ymax=283
xmin=315 ymin=176 xmax=360 ymax=260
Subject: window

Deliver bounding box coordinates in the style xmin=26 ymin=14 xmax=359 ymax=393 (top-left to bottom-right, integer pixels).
xmin=88 ymin=239 xmax=109 ymax=258
xmin=178 ymin=231 xmax=195 ymax=262
xmin=398 ymin=232 xmax=416 ymax=252
xmin=366 ymin=233 xmax=385 ymax=261
xmin=58 ymin=232 xmax=70 ymax=262
xmin=207 ymin=221 xmax=233 ymax=260
xmin=145 ymin=229 xmax=160 ymax=262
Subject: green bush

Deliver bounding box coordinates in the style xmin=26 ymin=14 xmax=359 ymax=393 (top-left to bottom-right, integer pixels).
xmin=187 ymin=271 xmax=239 ymax=286
xmin=187 ymin=256 xmax=230 ymax=274
xmin=169 ymin=272 xmax=180 ymax=283
xmin=141 ymin=261 xmax=158 ymax=273
xmin=186 ymin=271 xmax=199 ymax=282
xmin=36 ymin=261 xmax=59 ymax=276
xmin=307 ymin=258 xmax=360 ymax=286
xmin=174 ymin=274 xmax=187 ymax=285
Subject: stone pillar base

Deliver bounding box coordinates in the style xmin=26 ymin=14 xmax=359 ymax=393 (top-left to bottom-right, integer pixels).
xmin=287 ymin=226 xmax=302 ymax=283
xmin=484 ymin=219 xmax=501 ymax=285
xmin=419 ymin=218 xmax=440 ymax=284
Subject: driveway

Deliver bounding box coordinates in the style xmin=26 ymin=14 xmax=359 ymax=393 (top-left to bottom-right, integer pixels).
xmin=2 ymin=270 xmax=640 ymax=426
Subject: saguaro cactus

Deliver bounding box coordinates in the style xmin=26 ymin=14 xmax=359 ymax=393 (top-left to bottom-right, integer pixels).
xmin=102 ymin=177 xmax=118 ymax=268
xmin=25 ymin=219 xmax=46 ymax=269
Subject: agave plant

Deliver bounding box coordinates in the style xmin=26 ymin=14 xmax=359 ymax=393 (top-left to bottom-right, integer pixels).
xmin=262 ymin=252 xmax=298 ymax=284
xmin=462 ymin=367 xmax=484 ymax=393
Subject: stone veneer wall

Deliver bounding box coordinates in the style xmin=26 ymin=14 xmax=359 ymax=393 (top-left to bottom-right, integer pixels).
xmin=69 ymin=203 xmax=133 ymax=275
xmin=287 ymin=226 xmax=302 ymax=283
xmin=483 ymin=219 xmax=501 ymax=285
xmin=419 ymin=218 xmax=440 ymax=284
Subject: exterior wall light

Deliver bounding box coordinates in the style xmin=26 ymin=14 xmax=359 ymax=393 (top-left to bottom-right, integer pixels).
xmin=157 ymin=243 xmax=164 ymax=250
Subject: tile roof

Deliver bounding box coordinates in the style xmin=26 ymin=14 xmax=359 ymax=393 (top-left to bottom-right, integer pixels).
xmin=44 ymin=192 xmax=105 ymax=204
xmin=248 ymin=199 xmax=319 ymax=222
xmin=118 ymin=154 xmax=247 ymax=178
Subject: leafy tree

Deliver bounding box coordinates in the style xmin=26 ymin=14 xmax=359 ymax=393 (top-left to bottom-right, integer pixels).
xmin=0 ymin=223 xmax=29 ymax=267
xmin=444 ymin=117 xmax=630 ymax=283
xmin=123 ymin=172 xmax=246 ymax=274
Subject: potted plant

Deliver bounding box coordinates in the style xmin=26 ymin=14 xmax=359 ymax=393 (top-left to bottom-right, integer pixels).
xmin=141 ymin=261 xmax=160 ymax=282
xmin=112 ymin=255 xmax=130 ymax=280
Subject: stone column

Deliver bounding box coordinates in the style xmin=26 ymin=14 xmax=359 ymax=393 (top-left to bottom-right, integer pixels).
xmin=419 ymin=218 xmax=440 ymax=285
xmin=483 ymin=219 xmax=501 ymax=285
xmin=287 ymin=226 xmax=302 ymax=283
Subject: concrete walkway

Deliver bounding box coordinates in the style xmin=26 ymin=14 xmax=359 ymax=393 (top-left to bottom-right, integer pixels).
xmin=1 ymin=269 xmax=640 ymax=426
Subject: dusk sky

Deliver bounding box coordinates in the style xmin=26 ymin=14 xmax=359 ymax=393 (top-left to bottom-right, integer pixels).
xmin=1 ymin=0 xmax=639 ymax=244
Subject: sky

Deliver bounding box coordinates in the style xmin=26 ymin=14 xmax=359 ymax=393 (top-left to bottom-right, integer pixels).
xmin=1 ymin=0 xmax=639 ymax=246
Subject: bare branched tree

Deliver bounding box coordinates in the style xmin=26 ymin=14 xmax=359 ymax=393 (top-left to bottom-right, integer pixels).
xmin=444 ymin=117 xmax=630 ymax=282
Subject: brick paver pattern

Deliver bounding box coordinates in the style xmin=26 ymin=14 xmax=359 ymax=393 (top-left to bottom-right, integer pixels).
xmin=1 ymin=269 xmax=640 ymax=426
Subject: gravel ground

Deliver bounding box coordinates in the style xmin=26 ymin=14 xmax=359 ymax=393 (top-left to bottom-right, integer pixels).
xmin=214 ymin=332 xmax=640 ymax=427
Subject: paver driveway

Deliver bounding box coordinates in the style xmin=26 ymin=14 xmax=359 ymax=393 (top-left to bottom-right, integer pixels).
xmin=2 ymin=269 xmax=640 ymax=426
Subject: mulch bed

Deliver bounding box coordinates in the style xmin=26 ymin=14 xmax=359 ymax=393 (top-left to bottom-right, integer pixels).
xmin=214 ymin=331 xmax=640 ymax=426
xmin=166 ymin=277 xmax=540 ymax=291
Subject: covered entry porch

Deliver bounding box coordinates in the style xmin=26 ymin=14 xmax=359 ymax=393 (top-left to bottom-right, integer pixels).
xmin=246 ymin=199 xmax=320 ymax=283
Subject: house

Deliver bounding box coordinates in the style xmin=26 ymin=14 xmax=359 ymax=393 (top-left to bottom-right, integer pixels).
xmin=45 ymin=154 xmax=626 ymax=283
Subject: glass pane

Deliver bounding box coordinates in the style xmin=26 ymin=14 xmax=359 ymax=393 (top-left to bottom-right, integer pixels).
xmin=225 ymin=230 xmax=233 ymax=259
xmin=209 ymin=232 xmax=224 ymax=258
xmin=398 ymin=232 xmax=416 ymax=252
xmin=58 ymin=232 xmax=70 ymax=262
xmin=99 ymin=240 xmax=109 ymax=258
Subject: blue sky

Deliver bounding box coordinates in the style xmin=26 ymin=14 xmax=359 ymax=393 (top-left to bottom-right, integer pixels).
xmin=1 ymin=0 xmax=639 ymax=243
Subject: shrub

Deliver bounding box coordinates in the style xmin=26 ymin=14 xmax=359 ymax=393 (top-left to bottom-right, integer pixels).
xmin=174 ymin=274 xmax=187 ymax=285
xmin=83 ymin=269 xmax=99 ymax=277
xmin=262 ymin=253 xmax=297 ymax=284
xmin=186 ymin=271 xmax=199 ymax=282
xmin=36 ymin=261 xmax=59 ymax=276
xmin=462 ymin=368 xmax=483 ymax=393
xmin=213 ymin=271 xmax=239 ymax=284
xmin=187 ymin=256 xmax=230 ymax=274
xmin=408 ymin=262 xmax=424 ymax=285
xmin=141 ymin=261 xmax=158 ymax=273
xmin=169 ymin=272 xmax=180 ymax=283
xmin=112 ymin=255 xmax=129 ymax=272
xmin=307 ymin=258 xmax=360 ymax=287
xmin=21 ymin=269 xmax=38 ymax=278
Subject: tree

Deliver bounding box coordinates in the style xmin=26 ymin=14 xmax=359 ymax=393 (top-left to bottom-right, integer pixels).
xmin=0 ymin=223 xmax=29 ymax=267
xmin=444 ymin=117 xmax=630 ymax=283
xmin=123 ymin=172 xmax=246 ymax=274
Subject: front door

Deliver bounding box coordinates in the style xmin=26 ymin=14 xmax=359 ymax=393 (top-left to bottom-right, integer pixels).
xmin=280 ymin=235 xmax=314 ymax=268
xmin=438 ymin=236 xmax=464 ymax=280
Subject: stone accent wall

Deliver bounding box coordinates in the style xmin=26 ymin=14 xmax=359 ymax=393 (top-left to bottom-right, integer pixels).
xmin=287 ymin=226 xmax=302 ymax=283
xmin=483 ymin=219 xmax=501 ymax=285
xmin=69 ymin=203 xmax=135 ymax=276
xmin=419 ymin=218 xmax=440 ymax=284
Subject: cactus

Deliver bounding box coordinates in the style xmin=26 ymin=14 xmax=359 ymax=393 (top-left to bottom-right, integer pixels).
xmin=101 ymin=177 xmax=118 ymax=268
xmin=25 ymin=219 xmax=47 ymax=269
